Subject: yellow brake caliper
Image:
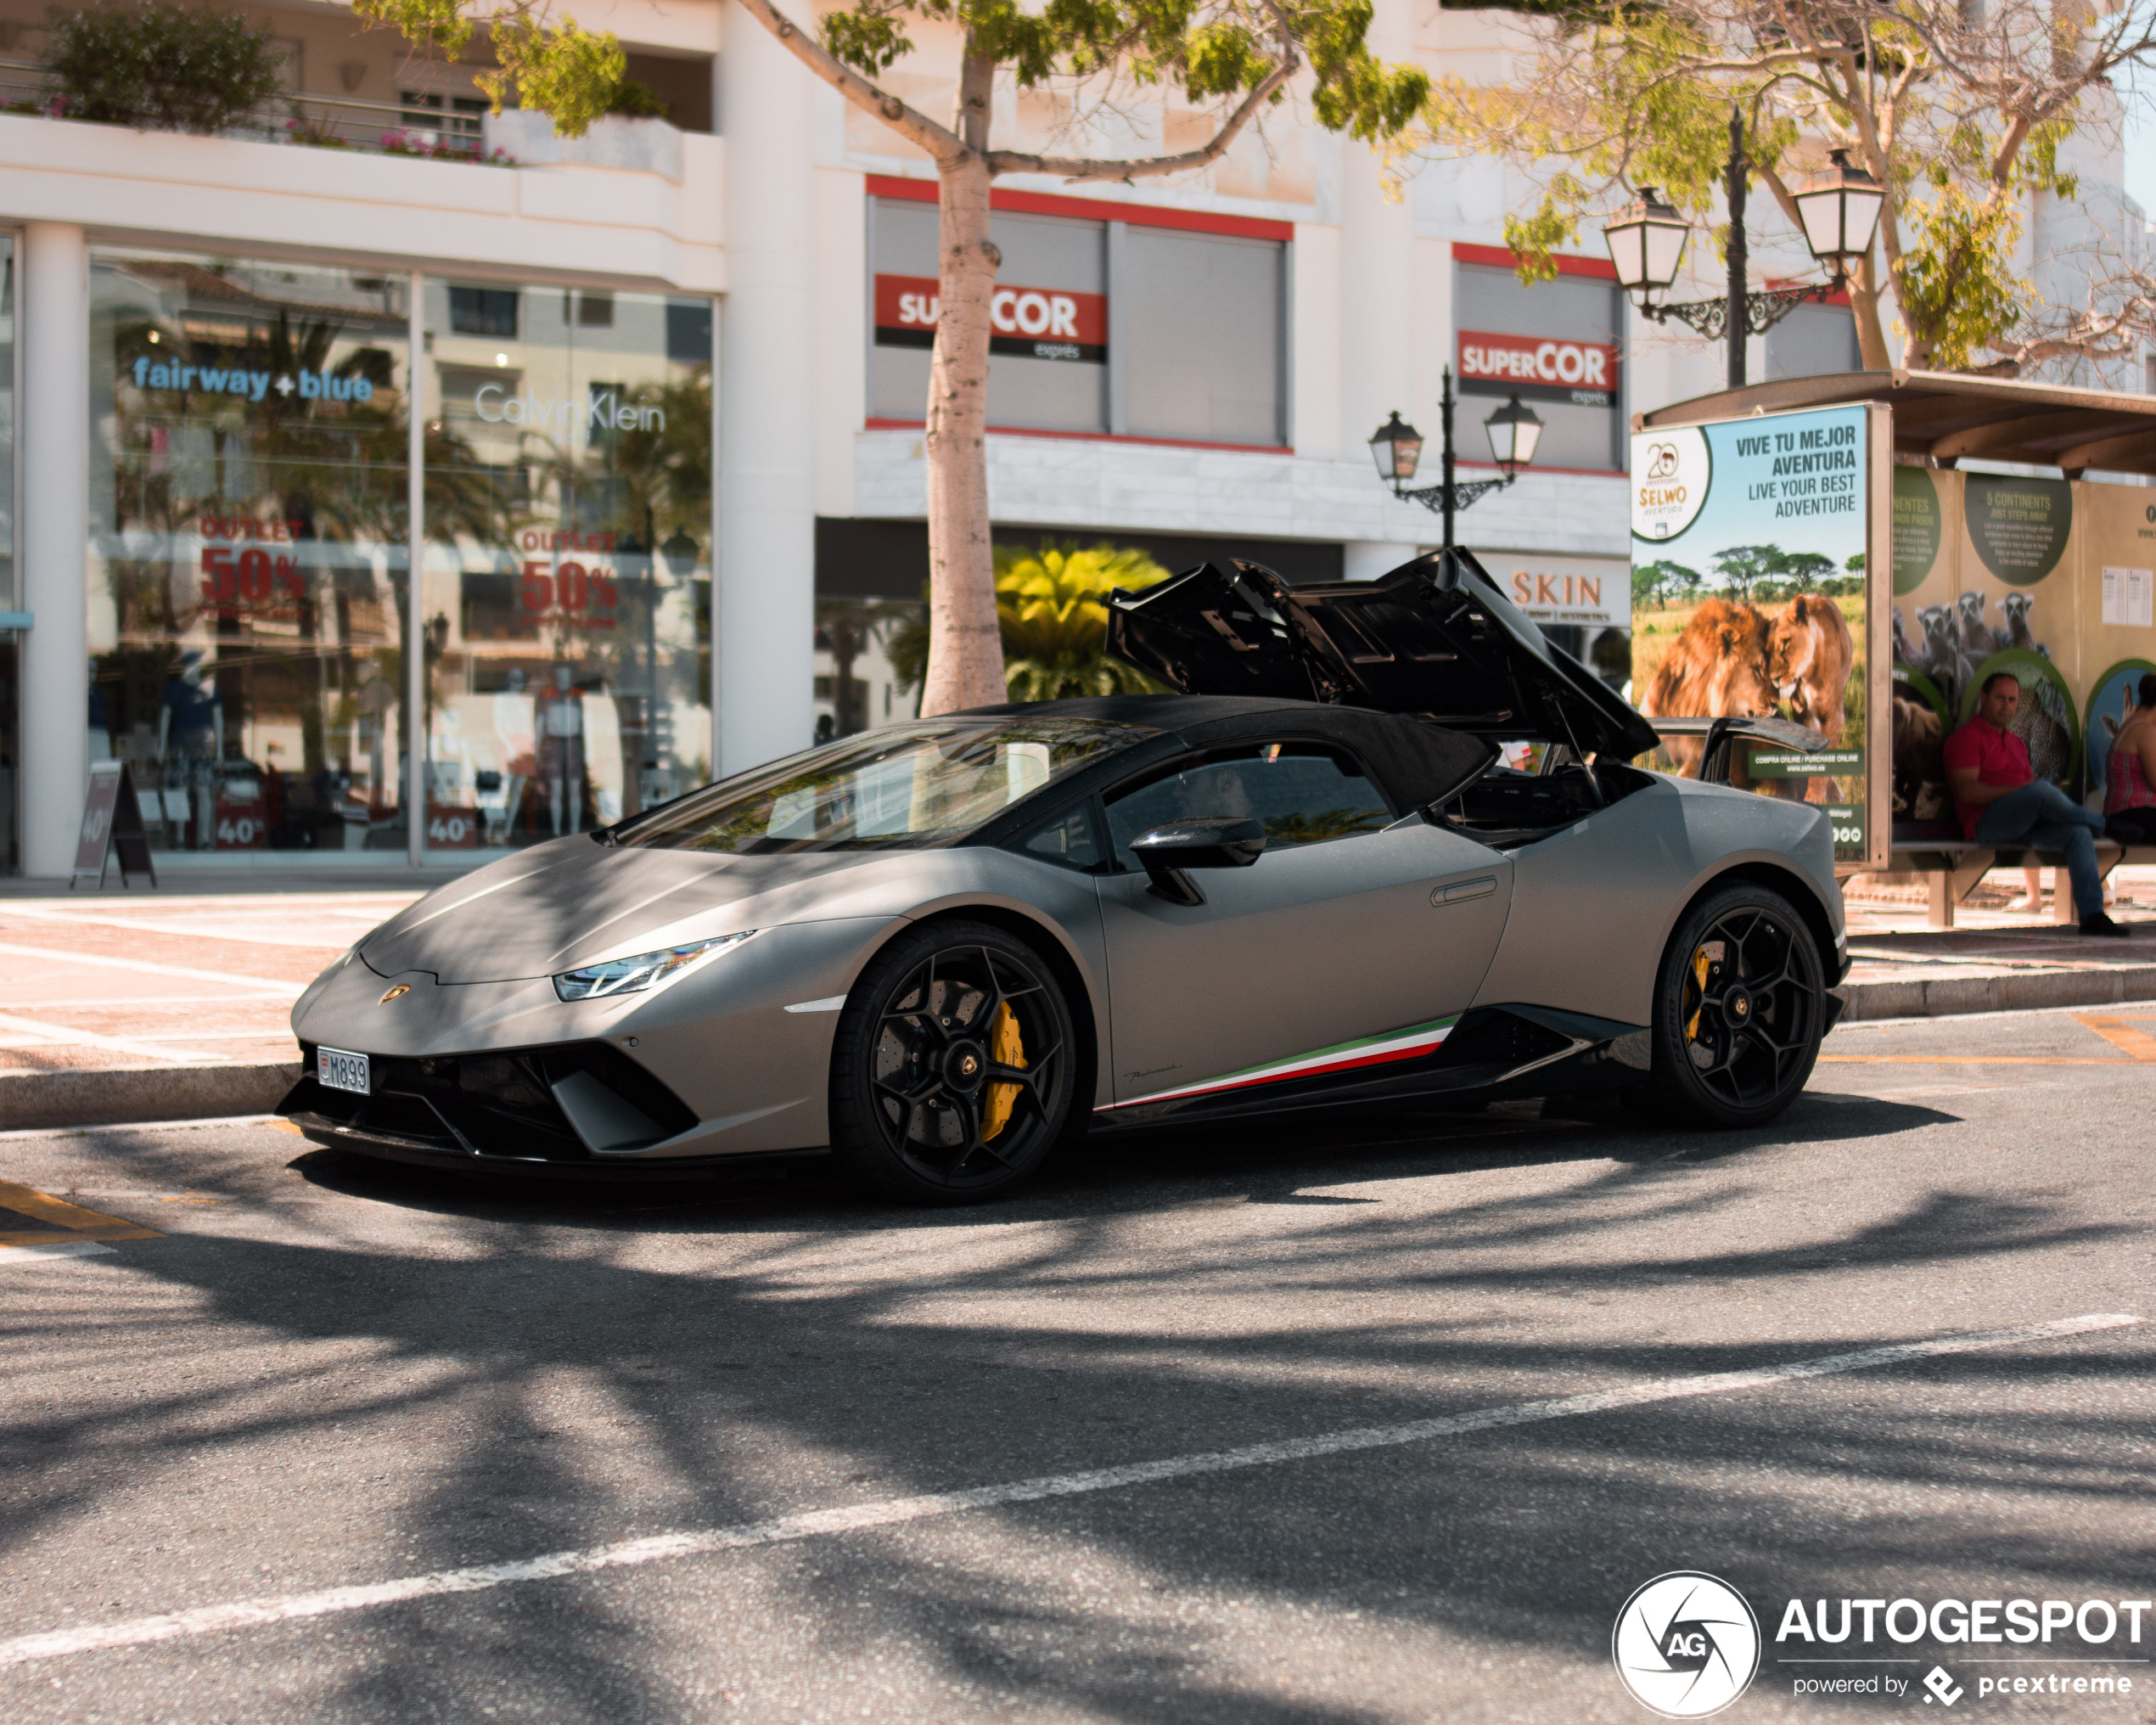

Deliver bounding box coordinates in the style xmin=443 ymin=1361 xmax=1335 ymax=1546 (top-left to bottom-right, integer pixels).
xmin=983 ymin=1002 xmax=1026 ymax=1139
xmin=1685 ymin=947 xmax=1712 ymax=1042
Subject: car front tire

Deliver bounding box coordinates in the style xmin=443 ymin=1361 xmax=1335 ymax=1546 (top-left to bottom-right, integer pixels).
xmin=828 ymin=919 xmax=1077 ymax=1204
xmin=1641 ymin=882 xmax=1828 ymax=1128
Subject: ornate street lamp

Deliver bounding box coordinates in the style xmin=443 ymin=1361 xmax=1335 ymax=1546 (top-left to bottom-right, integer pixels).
xmin=1792 ymin=149 xmax=1886 ymax=276
xmin=1603 ymin=110 xmax=1885 ymax=387
xmin=1369 ymin=370 xmax=1544 ymax=551
xmin=1602 ymin=187 xmax=1691 ymax=305
xmin=1368 ymin=411 xmax=1423 ymax=486
xmin=1483 ymin=394 xmax=1545 ymax=475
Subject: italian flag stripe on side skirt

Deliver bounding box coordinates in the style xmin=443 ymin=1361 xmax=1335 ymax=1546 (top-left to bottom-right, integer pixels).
xmin=1103 ymin=1017 xmax=1461 ymax=1110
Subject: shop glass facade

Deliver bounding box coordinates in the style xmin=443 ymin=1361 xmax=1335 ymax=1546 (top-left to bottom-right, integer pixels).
xmin=83 ymin=248 xmax=713 ymax=864
xmin=90 ymin=250 xmax=413 ymax=857
xmin=420 ymin=284 xmax=712 ymax=854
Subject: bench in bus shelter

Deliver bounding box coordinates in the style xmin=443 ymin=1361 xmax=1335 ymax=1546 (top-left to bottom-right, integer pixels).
xmin=1890 ymin=829 xmax=2156 ymax=930
xmin=1642 ymin=719 xmax=2154 ymax=930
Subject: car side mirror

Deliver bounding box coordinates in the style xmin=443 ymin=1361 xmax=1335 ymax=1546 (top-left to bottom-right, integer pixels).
xmin=1129 ymin=818 xmax=1266 ymax=907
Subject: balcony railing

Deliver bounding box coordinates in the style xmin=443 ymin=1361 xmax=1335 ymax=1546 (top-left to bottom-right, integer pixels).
xmin=0 ymin=56 xmax=514 ymax=161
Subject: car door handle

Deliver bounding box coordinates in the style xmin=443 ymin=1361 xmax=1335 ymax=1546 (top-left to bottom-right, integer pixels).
xmin=1431 ymin=875 xmax=1497 ymax=906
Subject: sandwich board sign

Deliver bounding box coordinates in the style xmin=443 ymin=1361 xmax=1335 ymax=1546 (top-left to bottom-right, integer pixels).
xmin=72 ymin=761 xmax=158 ymax=890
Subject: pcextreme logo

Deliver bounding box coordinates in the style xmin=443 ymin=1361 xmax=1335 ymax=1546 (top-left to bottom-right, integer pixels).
xmin=1613 ymin=1572 xmax=1762 ymax=1718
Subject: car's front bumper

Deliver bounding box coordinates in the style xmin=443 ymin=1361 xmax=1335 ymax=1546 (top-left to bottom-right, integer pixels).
xmin=284 ymin=916 xmax=900 ymax=1166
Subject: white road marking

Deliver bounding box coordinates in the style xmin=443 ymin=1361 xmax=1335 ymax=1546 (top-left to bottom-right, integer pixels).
xmin=0 ymin=1240 xmax=116 ymax=1264
xmin=0 ymin=907 xmax=403 ymax=947
xmin=0 ymin=1012 xmax=222 ymax=1065
xmin=0 ymin=943 xmax=304 ymax=997
xmin=0 ymin=1311 xmax=2135 ymax=1672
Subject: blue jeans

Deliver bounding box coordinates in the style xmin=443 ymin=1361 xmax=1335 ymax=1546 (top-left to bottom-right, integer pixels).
xmin=1974 ymin=781 xmax=2105 ymax=918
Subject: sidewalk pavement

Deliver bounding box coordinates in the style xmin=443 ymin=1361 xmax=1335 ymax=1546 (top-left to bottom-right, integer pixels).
xmin=0 ymin=890 xmax=416 ymax=1131
xmin=0 ymin=870 xmax=2150 ymax=1131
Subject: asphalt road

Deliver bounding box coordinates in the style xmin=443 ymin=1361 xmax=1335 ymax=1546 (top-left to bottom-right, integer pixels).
xmin=1 ymin=1005 xmax=2153 ymax=1724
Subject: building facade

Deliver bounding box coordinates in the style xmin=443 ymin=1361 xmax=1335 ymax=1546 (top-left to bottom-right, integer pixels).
xmin=0 ymin=0 xmax=2131 ymax=876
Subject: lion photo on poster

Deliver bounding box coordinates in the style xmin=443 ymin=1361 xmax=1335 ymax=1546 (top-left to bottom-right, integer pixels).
xmin=1631 ymin=405 xmax=1870 ymax=862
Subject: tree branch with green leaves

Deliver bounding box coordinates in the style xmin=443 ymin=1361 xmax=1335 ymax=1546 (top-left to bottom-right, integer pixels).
xmin=358 ymin=0 xmax=1427 ymax=721
xmin=1414 ymin=0 xmax=2153 ymax=374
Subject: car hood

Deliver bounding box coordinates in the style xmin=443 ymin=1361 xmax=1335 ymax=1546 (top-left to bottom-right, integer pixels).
xmin=357 ymin=836 xmax=887 ymax=984
xmin=1105 ymin=550 xmax=1661 ymax=761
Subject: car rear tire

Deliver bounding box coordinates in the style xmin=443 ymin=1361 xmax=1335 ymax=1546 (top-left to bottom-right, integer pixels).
xmin=1640 ymin=882 xmax=1827 ymax=1128
xmin=828 ymin=920 xmax=1077 ymax=1204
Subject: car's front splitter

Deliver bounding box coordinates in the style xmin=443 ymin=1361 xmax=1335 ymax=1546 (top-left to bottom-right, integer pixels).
xmin=286 ymin=1110 xmax=831 ymax=1182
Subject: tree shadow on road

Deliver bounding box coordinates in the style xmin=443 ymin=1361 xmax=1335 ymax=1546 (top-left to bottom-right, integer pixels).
xmin=4 ymin=1088 xmax=2143 ymax=1725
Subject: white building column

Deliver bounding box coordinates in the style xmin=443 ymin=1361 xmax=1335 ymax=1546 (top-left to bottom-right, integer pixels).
xmin=1336 ymin=7 xmax=1420 ymax=581
xmin=20 ymin=222 xmax=88 ymax=879
xmin=716 ymin=1 xmax=817 ymax=774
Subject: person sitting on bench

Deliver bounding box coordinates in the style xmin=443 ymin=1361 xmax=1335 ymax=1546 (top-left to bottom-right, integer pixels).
xmin=1945 ymin=670 xmax=2125 ymax=937
xmin=2103 ymin=672 xmax=2156 ymax=846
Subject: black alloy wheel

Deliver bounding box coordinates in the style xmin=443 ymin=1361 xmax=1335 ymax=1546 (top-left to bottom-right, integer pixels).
xmin=829 ymin=920 xmax=1077 ymax=1202
xmin=1642 ymin=883 xmax=1826 ymax=1127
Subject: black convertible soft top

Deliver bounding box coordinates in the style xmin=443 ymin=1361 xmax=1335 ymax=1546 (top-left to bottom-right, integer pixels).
xmin=964 ymin=694 xmax=1496 ymax=815
xmin=1103 ymin=551 xmax=1662 ymax=761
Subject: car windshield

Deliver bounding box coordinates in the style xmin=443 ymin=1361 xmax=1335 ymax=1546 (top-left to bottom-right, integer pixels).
xmin=611 ymin=717 xmax=1154 ymax=854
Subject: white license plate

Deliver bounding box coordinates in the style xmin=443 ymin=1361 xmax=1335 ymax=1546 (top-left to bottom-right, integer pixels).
xmin=317 ymin=1047 xmax=371 ymax=1094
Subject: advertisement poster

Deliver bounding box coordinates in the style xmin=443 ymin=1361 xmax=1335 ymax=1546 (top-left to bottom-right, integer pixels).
xmin=1631 ymin=404 xmax=1882 ymax=866
xmin=1888 ymin=468 xmax=2156 ymax=834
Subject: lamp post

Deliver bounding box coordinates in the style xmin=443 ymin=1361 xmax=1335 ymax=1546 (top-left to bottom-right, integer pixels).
xmin=1369 ymin=368 xmax=1544 ymax=551
xmin=1603 ymin=109 xmax=1884 ymax=387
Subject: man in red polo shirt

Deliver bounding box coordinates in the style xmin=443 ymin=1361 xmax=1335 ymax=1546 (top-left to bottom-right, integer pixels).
xmin=1944 ymin=670 xmax=2124 ymax=936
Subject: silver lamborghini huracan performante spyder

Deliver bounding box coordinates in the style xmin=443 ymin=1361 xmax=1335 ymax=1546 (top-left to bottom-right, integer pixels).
xmin=281 ymin=550 xmax=1849 ymax=1201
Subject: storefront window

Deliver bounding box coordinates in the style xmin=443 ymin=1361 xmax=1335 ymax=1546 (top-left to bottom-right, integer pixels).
xmin=1453 ymin=261 xmax=1625 ymax=472
xmin=872 ymin=198 xmax=1109 ymax=433
xmin=89 ymin=250 xmax=412 ymax=857
xmin=419 ymin=283 xmax=711 ymax=854
xmin=1123 ymin=228 xmax=1283 ymax=445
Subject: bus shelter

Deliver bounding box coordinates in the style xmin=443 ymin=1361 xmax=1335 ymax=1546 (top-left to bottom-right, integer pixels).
xmin=1632 ymin=369 xmax=2156 ymax=926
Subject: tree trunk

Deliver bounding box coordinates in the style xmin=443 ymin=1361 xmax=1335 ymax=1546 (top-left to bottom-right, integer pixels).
xmin=919 ymin=53 xmax=1008 ymax=716
xmin=1850 ymin=245 xmax=1894 ymax=370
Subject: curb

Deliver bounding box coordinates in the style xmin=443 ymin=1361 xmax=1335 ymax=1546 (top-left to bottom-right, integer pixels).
xmin=0 ymin=1062 xmax=300 ymax=1133
xmin=1836 ymin=963 xmax=2156 ymax=1021
xmin=4 ymin=965 xmax=2155 ymax=1131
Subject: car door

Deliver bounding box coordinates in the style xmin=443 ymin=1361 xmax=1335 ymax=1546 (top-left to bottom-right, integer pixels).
xmin=1095 ymin=741 xmax=1513 ymax=1109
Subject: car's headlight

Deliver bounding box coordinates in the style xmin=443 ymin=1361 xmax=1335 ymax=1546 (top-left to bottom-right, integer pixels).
xmin=552 ymin=931 xmax=755 ymax=1002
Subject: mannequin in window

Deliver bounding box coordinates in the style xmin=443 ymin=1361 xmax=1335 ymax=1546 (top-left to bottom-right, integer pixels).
xmin=537 ymin=664 xmax=586 ymax=834
xmin=87 ymin=659 xmax=112 ymax=762
xmin=160 ymin=650 xmax=221 ymax=849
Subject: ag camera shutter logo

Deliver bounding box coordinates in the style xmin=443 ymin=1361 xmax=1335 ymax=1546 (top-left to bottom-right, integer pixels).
xmin=1612 ymin=1571 xmax=1761 ymax=1717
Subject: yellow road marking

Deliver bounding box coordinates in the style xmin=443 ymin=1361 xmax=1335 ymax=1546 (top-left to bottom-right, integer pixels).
xmin=2070 ymin=1015 xmax=2156 ymax=1063
xmin=0 ymin=1178 xmax=162 ymax=1245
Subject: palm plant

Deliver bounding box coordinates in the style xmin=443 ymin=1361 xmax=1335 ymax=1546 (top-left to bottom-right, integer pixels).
xmin=992 ymin=542 xmax=1172 ymax=703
